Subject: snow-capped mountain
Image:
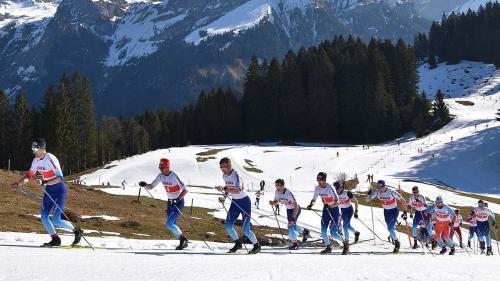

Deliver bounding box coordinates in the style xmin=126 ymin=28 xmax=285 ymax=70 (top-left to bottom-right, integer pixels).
xmin=1 ymin=0 xmax=431 ymax=115
xmin=455 ymin=0 xmax=499 ymax=13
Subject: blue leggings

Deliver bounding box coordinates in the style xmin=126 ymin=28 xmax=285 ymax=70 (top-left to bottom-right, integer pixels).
xmin=477 ymin=221 xmax=492 ymax=247
xmin=341 ymin=206 xmax=357 ymax=241
xmin=286 ymin=208 xmax=304 ymax=241
xmin=321 ymin=205 xmax=342 ymax=246
xmin=225 ymin=196 xmax=257 ymax=244
xmin=166 ymin=198 xmax=184 ymax=238
xmin=411 ymin=210 xmax=429 ymax=238
xmin=468 ymin=226 xmax=477 ymax=241
xmin=41 ymin=182 xmax=74 ymax=235
xmin=384 ymin=208 xmax=399 ymax=241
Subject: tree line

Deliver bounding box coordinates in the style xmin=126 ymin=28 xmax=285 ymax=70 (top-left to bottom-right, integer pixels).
xmin=1 ymin=35 xmax=452 ymax=173
xmin=414 ymin=2 xmax=500 ymax=67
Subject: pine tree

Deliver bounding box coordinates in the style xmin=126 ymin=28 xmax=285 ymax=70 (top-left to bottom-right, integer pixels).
xmin=432 ymin=90 xmax=450 ymax=128
xmin=0 ymin=91 xmax=13 ymax=169
xmin=13 ymin=89 xmax=32 ymax=169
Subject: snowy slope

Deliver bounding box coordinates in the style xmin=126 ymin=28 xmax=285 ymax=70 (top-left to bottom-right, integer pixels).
xmin=0 ymin=0 xmax=59 ymax=29
xmin=456 ymin=0 xmax=499 ymax=13
xmin=105 ymin=2 xmax=188 ymax=66
xmin=185 ymin=0 xmax=275 ymax=45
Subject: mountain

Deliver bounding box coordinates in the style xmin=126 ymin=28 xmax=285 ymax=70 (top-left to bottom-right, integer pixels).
xmin=1 ymin=0 xmax=432 ymax=116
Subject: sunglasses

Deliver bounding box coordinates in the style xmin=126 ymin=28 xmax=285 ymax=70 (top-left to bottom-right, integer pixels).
xmin=412 ymin=191 xmax=419 ymax=193
xmin=317 ymin=179 xmax=325 ymax=181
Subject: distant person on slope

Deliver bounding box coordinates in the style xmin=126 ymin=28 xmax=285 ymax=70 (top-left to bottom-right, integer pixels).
xmin=473 ymin=200 xmax=497 ymax=255
xmin=307 ymin=172 xmax=342 ymax=254
xmin=255 ymin=190 xmax=262 ymax=209
xmin=216 ymin=157 xmax=261 ymax=254
xmin=10 ymin=138 xmax=83 ymax=247
xmin=269 ymin=179 xmax=310 ymax=250
xmin=334 ymin=180 xmax=360 ymax=255
xmin=425 ymin=196 xmax=456 ymax=255
xmin=407 ymin=186 xmax=429 ymax=249
xmin=139 ymin=158 xmax=189 ymax=250
xmin=365 ymin=180 xmax=408 ymax=253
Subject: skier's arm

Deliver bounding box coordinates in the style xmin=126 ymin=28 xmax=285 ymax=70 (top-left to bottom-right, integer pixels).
xmin=270 ymin=192 xmax=279 ymax=206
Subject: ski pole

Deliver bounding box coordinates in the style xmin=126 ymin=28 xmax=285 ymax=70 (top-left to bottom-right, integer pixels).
xmin=370 ymin=199 xmax=376 ymax=245
xmin=355 ymin=214 xmax=386 ymax=242
xmin=218 ymin=197 xmax=249 ymax=252
xmin=39 ymin=185 xmax=95 ymax=251
xmin=16 ymin=186 xmax=43 ymax=200
xmin=172 ymin=203 xmax=213 ymax=251
xmin=493 ymin=225 xmax=500 ymax=255
xmin=271 ymin=205 xmax=286 ymax=244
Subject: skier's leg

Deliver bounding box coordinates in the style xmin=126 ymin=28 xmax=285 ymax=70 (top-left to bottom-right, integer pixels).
xmin=40 ymin=192 xmax=56 ymax=235
xmin=49 ymin=183 xmax=75 ymax=231
xmin=166 ymin=199 xmax=184 ymax=238
xmin=240 ymin=197 xmax=257 ymax=244
xmin=321 ymin=205 xmax=331 ymax=246
xmin=225 ymin=201 xmax=242 ymax=241
xmin=385 ymin=208 xmax=399 ymax=241
xmin=342 ymin=206 xmax=353 ymax=241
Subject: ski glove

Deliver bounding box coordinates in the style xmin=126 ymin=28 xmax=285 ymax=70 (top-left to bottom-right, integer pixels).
xmin=168 ymin=199 xmax=178 ymax=205
xmin=401 ymin=212 xmax=408 ymax=220
xmin=139 ymin=181 xmax=147 ymax=187
xmin=410 ymin=213 xmax=414 ymax=219
xmin=367 ymin=189 xmax=373 ymax=196
xmin=306 ymin=204 xmax=313 ymax=210
xmin=354 ymin=209 xmax=358 ymax=219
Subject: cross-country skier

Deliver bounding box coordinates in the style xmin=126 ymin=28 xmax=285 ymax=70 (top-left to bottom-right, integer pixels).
xmin=426 ymin=196 xmax=456 ymax=255
xmin=473 ymin=200 xmax=497 ymax=255
xmin=139 ymin=158 xmax=189 ymax=250
xmin=334 ymin=180 xmax=360 ymax=255
xmin=306 ymin=172 xmax=342 ymax=254
xmin=466 ymin=209 xmax=477 ymax=248
xmin=10 ymin=139 xmax=82 ymax=247
xmin=255 ymin=190 xmax=262 ymax=209
xmin=407 ymin=186 xmax=429 ymax=249
xmin=365 ymin=180 xmax=408 ymax=253
xmin=269 ymin=179 xmax=310 ymax=250
xmin=216 ymin=157 xmax=261 ymax=254
xmin=450 ymin=209 xmax=463 ymax=248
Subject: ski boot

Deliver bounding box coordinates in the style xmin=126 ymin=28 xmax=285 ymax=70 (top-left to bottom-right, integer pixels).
xmin=393 ymin=240 xmax=400 ymax=253
xmin=175 ymin=235 xmax=188 ymax=250
xmin=320 ymin=246 xmax=332 ymax=254
xmin=354 ymin=231 xmax=360 ymax=243
xmin=431 ymin=240 xmax=438 ymax=250
xmin=480 ymin=241 xmax=486 ymax=254
xmin=72 ymin=227 xmax=83 ymax=246
xmin=467 ymin=240 xmax=471 ymax=248
xmin=42 ymin=235 xmax=61 ymax=247
xmin=486 ymin=246 xmax=493 ymax=256
xmin=412 ymin=239 xmax=419 ymax=249
xmin=249 ymin=242 xmax=261 ymax=254
xmin=228 ymin=239 xmax=243 ymax=253
xmin=302 ymin=229 xmax=310 ymax=243
xmin=288 ymin=241 xmax=299 ymax=250
xmin=449 ymin=247 xmax=455 ymax=255
xmin=440 ymin=247 xmax=447 ymax=255
xmin=341 ymin=241 xmax=349 ymax=255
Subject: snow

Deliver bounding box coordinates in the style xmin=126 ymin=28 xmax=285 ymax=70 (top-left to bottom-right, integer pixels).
xmin=185 ymin=0 xmax=274 ymax=45
xmin=80 ymin=215 xmax=121 ymax=221
xmin=0 ymin=231 xmax=499 ymax=281
xmin=455 ymin=0 xmax=500 ymax=13
xmin=0 ymin=0 xmax=59 ymax=29
xmin=105 ymin=3 xmax=187 ymax=66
